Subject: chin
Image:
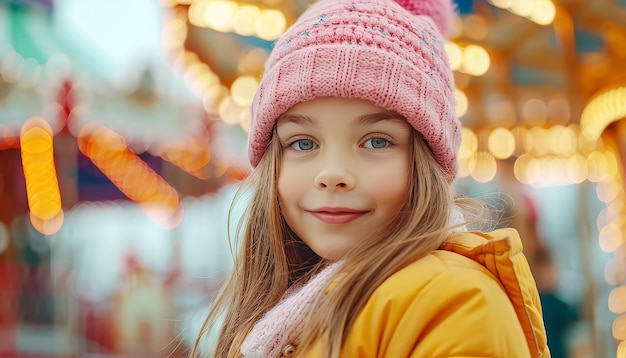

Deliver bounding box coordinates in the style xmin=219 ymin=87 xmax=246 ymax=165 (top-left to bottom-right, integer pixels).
xmin=309 ymin=245 xmax=349 ymax=262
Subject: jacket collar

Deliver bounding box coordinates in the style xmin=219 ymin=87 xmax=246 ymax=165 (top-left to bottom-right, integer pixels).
xmin=440 ymin=228 xmax=550 ymax=358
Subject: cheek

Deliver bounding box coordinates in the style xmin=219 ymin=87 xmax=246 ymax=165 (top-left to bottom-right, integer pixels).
xmin=277 ymin=166 xmax=303 ymax=205
xmin=369 ymin=171 xmax=410 ymax=215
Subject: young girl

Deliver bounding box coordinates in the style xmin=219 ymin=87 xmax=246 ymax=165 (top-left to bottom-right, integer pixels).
xmin=192 ymin=0 xmax=550 ymax=357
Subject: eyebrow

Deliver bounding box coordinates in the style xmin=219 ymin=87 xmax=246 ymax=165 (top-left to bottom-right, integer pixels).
xmin=353 ymin=112 xmax=406 ymax=127
xmin=277 ymin=111 xmax=405 ymax=127
xmin=277 ymin=114 xmax=314 ymax=126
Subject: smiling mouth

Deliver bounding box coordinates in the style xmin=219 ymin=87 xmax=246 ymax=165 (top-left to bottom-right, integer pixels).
xmin=309 ymin=210 xmax=368 ymax=224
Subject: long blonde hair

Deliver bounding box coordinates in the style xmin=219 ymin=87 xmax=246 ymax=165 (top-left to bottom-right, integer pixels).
xmin=191 ymin=128 xmax=483 ymax=357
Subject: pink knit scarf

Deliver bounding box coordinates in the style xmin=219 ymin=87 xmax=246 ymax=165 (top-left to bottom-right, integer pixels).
xmin=240 ymin=262 xmax=342 ymax=357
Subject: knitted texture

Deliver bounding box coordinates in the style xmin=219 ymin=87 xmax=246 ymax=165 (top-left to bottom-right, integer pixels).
xmin=395 ymin=0 xmax=455 ymax=36
xmin=240 ymin=262 xmax=342 ymax=357
xmin=248 ymin=0 xmax=461 ymax=182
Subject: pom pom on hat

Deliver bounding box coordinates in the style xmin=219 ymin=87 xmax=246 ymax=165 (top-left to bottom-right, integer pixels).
xmin=248 ymin=0 xmax=462 ymax=183
xmin=394 ymin=0 xmax=456 ymax=36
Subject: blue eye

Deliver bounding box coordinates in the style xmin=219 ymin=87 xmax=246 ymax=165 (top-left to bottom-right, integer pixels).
xmin=363 ymin=138 xmax=389 ymax=149
xmin=290 ymin=139 xmax=317 ymax=151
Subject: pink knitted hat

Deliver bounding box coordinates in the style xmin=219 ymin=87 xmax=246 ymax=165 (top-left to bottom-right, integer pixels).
xmin=249 ymin=0 xmax=460 ymax=182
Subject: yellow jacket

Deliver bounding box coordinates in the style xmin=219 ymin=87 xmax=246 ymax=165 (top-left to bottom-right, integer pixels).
xmin=303 ymin=228 xmax=550 ymax=358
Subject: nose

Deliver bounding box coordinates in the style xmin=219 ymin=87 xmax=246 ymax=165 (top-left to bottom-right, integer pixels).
xmin=313 ymin=152 xmax=356 ymax=191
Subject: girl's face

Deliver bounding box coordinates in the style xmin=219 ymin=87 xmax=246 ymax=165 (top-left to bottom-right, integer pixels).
xmin=276 ymin=97 xmax=412 ymax=261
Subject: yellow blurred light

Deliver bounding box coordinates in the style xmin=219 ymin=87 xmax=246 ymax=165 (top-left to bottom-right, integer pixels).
xmin=581 ymin=86 xmax=626 ymax=140
xmin=554 ymin=157 xmax=572 ymax=186
xmin=530 ymin=0 xmax=556 ymax=25
xmin=28 ymin=192 xmax=61 ymax=213
xmin=455 ymin=89 xmax=468 ymax=117
xmin=183 ymin=50 xmax=200 ymax=66
xmin=459 ymin=127 xmax=478 ymax=160
xmin=510 ymin=0 xmax=533 ymax=17
xmin=233 ymin=5 xmax=261 ymax=36
xmin=566 ymin=154 xmax=588 ymax=184
xmin=526 ymin=156 xmax=548 ymax=188
xmin=21 ymin=161 xmax=52 ymax=179
xmin=614 ymin=314 xmax=626 ymax=340
xmin=587 ymin=151 xmax=609 ymax=182
xmin=184 ymin=62 xmax=211 ymax=86
xmin=163 ymin=17 xmax=187 ymax=49
xmin=599 ymin=223 xmax=623 ymax=253
xmin=519 ymin=128 xmax=534 ymax=155
xmin=490 ymin=0 xmax=556 ymax=27
xmin=256 ymin=9 xmax=286 ymax=41
xmin=194 ymin=72 xmax=220 ymax=94
xmin=546 ymin=125 xmax=563 ymax=155
xmin=577 ymin=127 xmax=601 ymax=155
xmin=188 ymin=1 xmax=208 ymax=27
xmin=488 ymin=127 xmax=515 ymax=160
xmin=469 ymin=152 xmax=497 ymax=183
xmin=461 ymin=44 xmax=490 ymax=76
xmin=557 ymin=126 xmax=577 ymax=156
xmin=489 ymin=0 xmax=513 ymax=8
xmin=230 ymin=76 xmax=259 ymax=107
xmin=21 ymin=127 xmax=53 ymax=154
xmin=444 ymin=42 xmax=462 ymax=71
xmin=604 ymin=150 xmax=620 ymax=179
xmin=529 ymin=127 xmax=549 ymax=157
xmin=597 ymin=179 xmax=621 ymax=203
xmin=510 ymin=127 xmax=527 ymax=157
xmin=158 ymin=0 xmax=178 ymax=7
xmin=203 ymin=85 xmax=229 ymax=114
xmin=514 ymin=154 xmax=533 ymax=184
xmin=205 ymin=1 xmax=237 ymax=32
xmin=598 ymin=203 xmax=623 ymax=229
xmin=20 ymin=117 xmax=63 ymax=225
xmin=457 ymin=157 xmax=472 ymax=178
xmin=219 ymin=97 xmax=244 ymax=125
xmin=618 ymin=340 xmax=626 ymax=357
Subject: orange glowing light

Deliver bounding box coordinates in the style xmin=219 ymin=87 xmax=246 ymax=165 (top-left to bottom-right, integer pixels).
xmin=614 ymin=314 xmax=626 ymax=340
xmin=77 ymin=124 xmax=181 ymax=221
xmin=20 ymin=117 xmax=63 ymax=231
xmin=160 ymin=137 xmax=212 ymax=178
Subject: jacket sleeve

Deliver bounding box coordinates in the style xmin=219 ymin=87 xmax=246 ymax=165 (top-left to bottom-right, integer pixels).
xmin=342 ymin=263 xmax=533 ymax=358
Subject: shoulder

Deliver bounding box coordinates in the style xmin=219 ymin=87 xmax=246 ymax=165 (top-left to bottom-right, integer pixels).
xmin=366 ymin=229 xmax=534 ymax=332
xmin=375 ymin=227 xmax=529 ymax=299
xmin=341 ymin=242 xmax=531 ymax=357
xmin=369 ymin=248 xmax=509 ymax=313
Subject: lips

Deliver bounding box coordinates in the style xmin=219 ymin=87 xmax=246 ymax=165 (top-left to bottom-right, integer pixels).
xmin=308 ymin=207 xmax=368 ymax=224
